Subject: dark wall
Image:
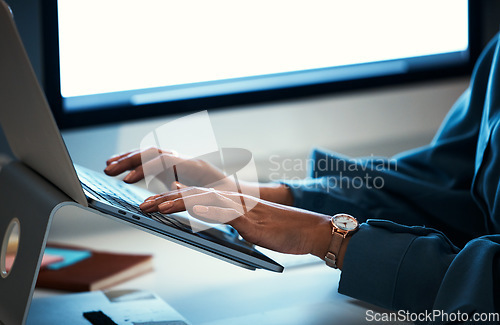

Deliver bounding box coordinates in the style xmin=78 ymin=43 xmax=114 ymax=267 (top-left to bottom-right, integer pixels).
xmin=481 ymin=0 xmax=500 ymax=45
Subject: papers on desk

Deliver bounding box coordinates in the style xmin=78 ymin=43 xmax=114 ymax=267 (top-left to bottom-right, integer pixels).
xmin=258 ymin=248 xmax=322 ymax=269
xmin=26 ymin=290 xmax=191 ymax=325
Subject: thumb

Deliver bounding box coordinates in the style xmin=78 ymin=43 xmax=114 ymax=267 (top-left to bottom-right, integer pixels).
xmin=193 ymin=205 xmax=242 ymax=224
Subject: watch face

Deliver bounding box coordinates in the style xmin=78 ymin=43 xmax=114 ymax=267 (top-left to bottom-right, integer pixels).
xmin=333 ymin=214 xmax=358 ymax=231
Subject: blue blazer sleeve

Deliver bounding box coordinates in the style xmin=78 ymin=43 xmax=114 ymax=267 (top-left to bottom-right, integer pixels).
xmin=282 ymin=33 xmax=500 ymax=320
xmin=339 ymin=221 xmax=500 ymax=323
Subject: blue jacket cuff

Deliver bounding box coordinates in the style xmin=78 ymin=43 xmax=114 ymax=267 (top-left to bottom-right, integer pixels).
xmin=338 ymin=221 xmax=418 ymax=310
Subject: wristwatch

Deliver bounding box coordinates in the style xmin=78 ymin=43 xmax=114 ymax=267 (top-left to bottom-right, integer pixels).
xmin=324 ymin=213 xmax=359 ymax=269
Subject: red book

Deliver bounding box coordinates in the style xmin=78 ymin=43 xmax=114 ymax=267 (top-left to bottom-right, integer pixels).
xmin=36 ymin=244 xmax=153 ymax=292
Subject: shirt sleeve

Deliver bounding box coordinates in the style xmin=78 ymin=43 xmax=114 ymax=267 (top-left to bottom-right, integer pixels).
xmin=339 ymin=220 xmax=500 ymax=324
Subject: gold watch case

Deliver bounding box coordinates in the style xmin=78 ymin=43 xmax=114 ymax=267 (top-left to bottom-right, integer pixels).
xmin=324 ymin=213 xmax=359 ymax=269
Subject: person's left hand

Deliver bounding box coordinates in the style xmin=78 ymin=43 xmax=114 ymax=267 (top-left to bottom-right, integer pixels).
xmin=140 ymin=186 xmax=333 ymax=258
xmin=104 ymin=147 xmax=294 ymax=206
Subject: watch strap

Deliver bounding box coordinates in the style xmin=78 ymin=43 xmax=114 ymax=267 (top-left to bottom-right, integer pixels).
xmin=324 ymin=232 xmax=343 ymax=268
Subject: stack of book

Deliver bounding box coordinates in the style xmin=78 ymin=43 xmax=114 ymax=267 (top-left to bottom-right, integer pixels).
xmin=35 ymin=244 xmax=153 ymax=292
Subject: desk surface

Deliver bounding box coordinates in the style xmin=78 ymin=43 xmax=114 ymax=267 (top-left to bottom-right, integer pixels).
xmin=34 ymin=205 xmax=407 ymax=325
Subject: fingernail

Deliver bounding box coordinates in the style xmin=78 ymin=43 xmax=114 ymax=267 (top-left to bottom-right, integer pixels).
xmin=140 ymin=200 xmax=154 ymax=210
xmin=123 ymin=170 xmax=136 ymax=182
xmin=104 ymin=162 xmax=118 ymax=173
xmin=158 ymin=201 xmax=173 ymax=212
xmin=175 ymin=181 xmax=187 ymax=189
xmin=145 ymin=194 xmax=160 ymax=201
xmin=106 ymin=157 xmax=119 ymax=165
xmin=194 ymin=205 xmax=209 ymax=214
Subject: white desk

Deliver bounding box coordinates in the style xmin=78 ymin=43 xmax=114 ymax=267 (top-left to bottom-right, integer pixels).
xmin=34 ymin=206 xmax=408 ymax=325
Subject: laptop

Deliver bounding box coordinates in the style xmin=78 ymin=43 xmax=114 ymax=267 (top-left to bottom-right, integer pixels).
xmin=0 ymin=1 xmax=283 ymax=273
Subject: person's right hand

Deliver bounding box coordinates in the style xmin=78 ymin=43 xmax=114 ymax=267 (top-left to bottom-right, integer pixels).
xmin=139 ymin=185 xmax=336 ymax=264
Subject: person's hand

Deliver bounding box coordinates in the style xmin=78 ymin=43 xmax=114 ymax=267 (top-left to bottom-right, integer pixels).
xmin=104 ymin=147 xmax=294 ymax=205
xmin=140 ymin=186 xmax=334 ymax=259
xmin=104 ymin=147 xmax=228 ymax=190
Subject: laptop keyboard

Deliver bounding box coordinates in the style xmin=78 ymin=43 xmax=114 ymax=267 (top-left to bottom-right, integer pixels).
xmin=75 ymin=166 xmax=191 ymax=232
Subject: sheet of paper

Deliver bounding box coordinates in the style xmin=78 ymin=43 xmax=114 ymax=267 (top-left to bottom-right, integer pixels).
xmin=26 ymin=290 xmax=190 ymax=325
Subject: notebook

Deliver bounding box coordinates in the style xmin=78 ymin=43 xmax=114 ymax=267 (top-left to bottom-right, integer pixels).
xmin=36 ymin=244 xmax=153 ymax=292
xmin=0 ymin=1 xmax=282 ymax=273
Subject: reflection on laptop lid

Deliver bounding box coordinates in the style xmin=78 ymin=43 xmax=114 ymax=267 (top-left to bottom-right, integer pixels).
xmin=0 ymin=0 xmax=282 ymax=273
